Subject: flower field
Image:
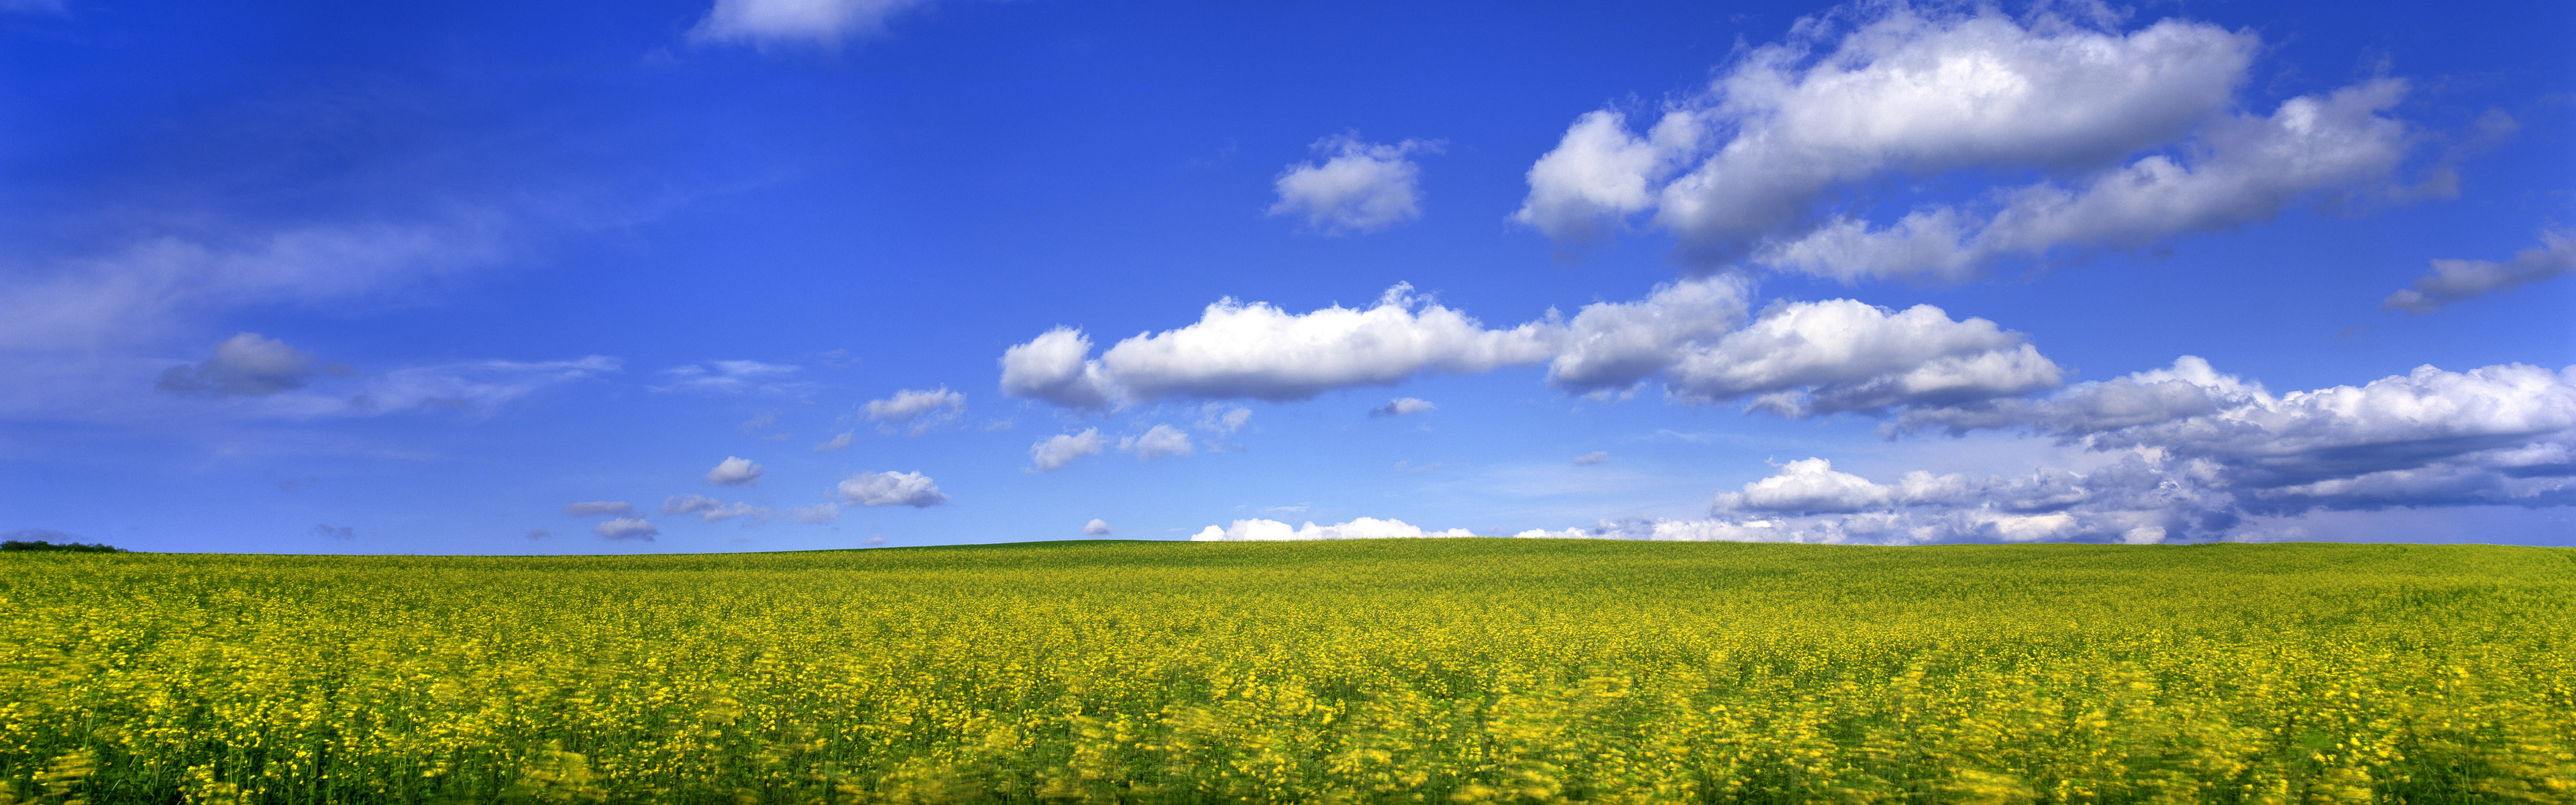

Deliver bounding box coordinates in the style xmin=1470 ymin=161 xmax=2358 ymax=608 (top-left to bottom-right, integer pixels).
xmin=2 ymin=539 xmax=2570 ymax=804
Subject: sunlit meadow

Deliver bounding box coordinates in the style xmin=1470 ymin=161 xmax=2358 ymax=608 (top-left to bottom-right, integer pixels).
xmin=3 ymin=540 xmax=2571 ymax=803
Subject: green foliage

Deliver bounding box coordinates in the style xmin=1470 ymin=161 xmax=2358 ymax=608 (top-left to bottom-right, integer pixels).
xmin=1 ymin=540 xmax=2570 ymax=803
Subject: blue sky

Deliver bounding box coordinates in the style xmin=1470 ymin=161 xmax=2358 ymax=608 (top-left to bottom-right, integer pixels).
xmin=3 ymin=0 xmax=2571 ymax=553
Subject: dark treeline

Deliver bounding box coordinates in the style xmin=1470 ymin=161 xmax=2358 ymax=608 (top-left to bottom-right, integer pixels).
xmin=1 ymin=539 xmax=125 ymax=553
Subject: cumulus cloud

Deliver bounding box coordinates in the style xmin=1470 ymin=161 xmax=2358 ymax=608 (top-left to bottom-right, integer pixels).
xmin=1000 ymin=328 xmax=1119 ymax=411
xmin=690 ymin=0 xmax=936 ymax=46
xmin=1269 ymin=134 xmax=1438 ymax=233
xmin=2383 ymin=229 xmax=2576 ymax=314
xmin=156 ymin=333 xmax=319 ymax=397
xmin=837 ymin=470 xmax=948 ymax=507
xmin=1758 ymin=80 xmax=2415 ymax=281
xmin=662 ymin=494 xmax=770 ymax=523
xmin=705 ymin=456 xmax=764 ymax=486
xmin=563 ymin=500 xmax=635 ymax=517
xmin=1191 ymin=517 xmax=1477 ymax=541
xmin=1898 ymin=357 xmax=2576 ymax=514
xmin=1665 ymin=299 xmax=2062 ymax=415
xmin=1572 ymin=451 xmax=1609 ymax=466
xmin=1547 ymin=276 xmax=1754 ymax=392
xmin=813 ymin=431 xmax=855 ymax=451
xmin=1517 ymin=5 xmax=2422 ymax=280
xmin=1001 ymin=284 xmax=1556 ymax=407
xmin=1000 ymin=277 xmax=2055 ymax=416
xmin=1029 ymin=429 xmax=1106 ymax=472
xmin=594 ymin=517 xmax=659 ymax=540
xmin=1120 ymin=424 xmax=1194 ymax=460
xmin=865 ymin=386 xmax=965 ymax=434
xmin=1370 ymin=397 xmax=1436 ymax=417
xmin=1082 ymin=519 xmax=1112 ymax=535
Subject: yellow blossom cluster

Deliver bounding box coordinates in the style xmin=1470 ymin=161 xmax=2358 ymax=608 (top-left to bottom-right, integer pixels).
xmin=1 ymin=539 xmax=2569 ymax=803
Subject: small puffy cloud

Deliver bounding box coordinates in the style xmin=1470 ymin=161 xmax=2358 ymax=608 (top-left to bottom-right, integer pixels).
xmin=1269 ymin=134 xmax=1438 ymax=234
xmin=1000 ymin=284 xmax=1556 ymax=407
xmin=563 ymin=500 xmax=635 ymax=517
xmin=311 ymin=523 xmax=356 ymax=541
xmin=1572 ymin=451 xmax=1609 ymax=466
xmin=1082 ymin=519 xmax=1112 ymax=535
xmin=1666 ymin=300 xmax=2063 ymax=415
xmin=594 ymin=517 xmax=659 ymax=540
xmin=654 ymin=360 xmax=813 ymax=398
xmin=1029 ymin=429 xmax=1106 ymax=472
xmin=865 ymin=386 xmax=965 ymax=435
xmin=662 ymin=494 xmax=769 ymax=523
xmin=1198 ymin=405 xmax=1252 ymax=434
xmin=1191 ymin=517 xmax=1477 ymax=541
xmin=1517 ymin=5 xmax=2421 ymax=280
xmin=1370 ymin=397 xmax=1436 ymax=417
xmin=1120 ymin=425 xmax=1194 ymax=460
xmin=705 ymin=456 xmax=764 ymax=486
xmin=813 ymin=431 xmax=855 ymax=451
xmin=837 ymin=470 xmax=949 ymax=508
xmin=786 ymin=502 xmax=841 ymax=523
xmin=690 ymin=0 xmax=935 ymax=46
xmin=157 ymin=333 xmax=319 ymax=397
xmin=2383 ymin=229 xmax=2576 ymax=314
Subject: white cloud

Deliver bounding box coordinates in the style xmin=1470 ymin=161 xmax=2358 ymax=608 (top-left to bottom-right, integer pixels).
xmin=1191 ymin=517 xmax=1477 ymax=541
xmin=233 ymin=356 xmax=619 ymax=420
xmin=1120 ymin=424 xmax=1194 ymax=460
xmin=865 ymin=386 xmax=965 ymax=435
xmin=2383 ymin=228 xmax=2576 ymax=313
xmin=1000 ymin=328 xmax=1119 ymax=411
xmin=1666 ymin=299 xmax=2062 ymax=415
xmin=1082 ymin=519 xmax=1112 ymax=535
xmin=1898 ymin=358 xmax=2576 ymax=514
xmin=786 ymin=502 xmax=841 ymax=523
xmin=562 ymin=500 xmax=634 ymax=517
xmin=156 ymin=333 xmax=319 ymax=397
xmin=1370 ymin=397 xmax=1436 ymax=417
xmin=1759 ymin=80 xmax=2416 ymax=281
xmin=593 ymin=517 xmax=659 ymax=540
xmin=705 ymin=456 xmax=765 ymax=486
xmin=1197 ymin=405 xmax=1252 ymax=434
xmin=1000 ymin=284 xmax=1557 ymax=407
xmin=654 ymin=361 xmax=813 ymax=398
xmin=662 ymin=494 xmax=770 ymax=523
xmin=690 ymin=0 xmax=935 ymax=46
xmin=1572 ymin=451 xmax=1609 ymax=466
xmin=813 ymin=431 xmax=855 ymax=451
xmin=1001 ymin=278 xmax=2053 ymax=417
xmin=1269 ymin=134 xmax=1438 ymax=234
xmin=1517 ymin=5 xmax=2421 ymax=280
xmin=1028 ymin=429 xmax=1106 ymax=472
xmin=1546 ymin=275 xmax=1754 ymax=392
xmin=837 ymin=470 xmax=949 ymax=507
xmin=0 ymin=217 xmax=506 ymax=354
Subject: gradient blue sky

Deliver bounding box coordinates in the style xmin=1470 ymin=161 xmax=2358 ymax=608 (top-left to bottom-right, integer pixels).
xmin=3 ymin=0 xmax=2571 ymax=553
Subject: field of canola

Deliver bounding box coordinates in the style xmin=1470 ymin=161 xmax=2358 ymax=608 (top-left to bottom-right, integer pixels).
xmin=2 ymin=539 xmax=2571 ymax=804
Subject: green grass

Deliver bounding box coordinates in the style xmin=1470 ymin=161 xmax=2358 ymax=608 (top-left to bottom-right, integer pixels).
xmin=3 ymin=539 xmax=2571 ymax=803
